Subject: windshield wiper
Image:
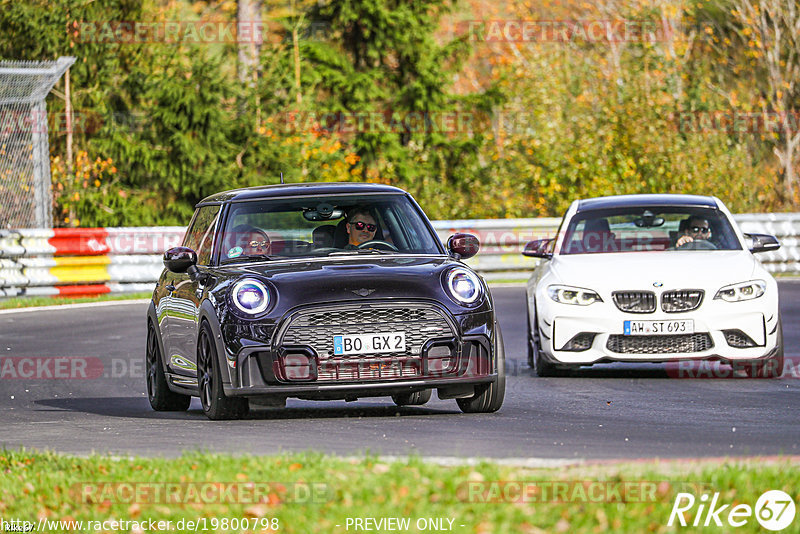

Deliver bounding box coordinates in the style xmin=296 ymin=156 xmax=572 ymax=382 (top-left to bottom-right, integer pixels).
xmin=221 ymin=254 xmax=282 ymax=264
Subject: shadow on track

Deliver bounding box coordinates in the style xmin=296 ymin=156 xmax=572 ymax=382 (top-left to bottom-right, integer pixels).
xmin=507 ymin=358 xmax=672 ymax=379
xmin=34 ymin=397 xmax=461 ymax=420
xmin=506 ymin=358 xmax=772 ymax=379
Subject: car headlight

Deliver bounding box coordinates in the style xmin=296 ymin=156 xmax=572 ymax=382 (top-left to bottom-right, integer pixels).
xmin=714 ymin=280 xmax=766 ymax=302
xmin=547 ymin=285 xmax=603 ymax=305
xmin=445 ymin=267 xmax=483 ymax=305
xmin=231 ymin=278 xmax=271 ymax=315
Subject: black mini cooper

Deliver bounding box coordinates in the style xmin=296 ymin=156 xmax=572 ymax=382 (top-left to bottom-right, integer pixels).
xmin=146 ymin=183 xmax=505 ymax=419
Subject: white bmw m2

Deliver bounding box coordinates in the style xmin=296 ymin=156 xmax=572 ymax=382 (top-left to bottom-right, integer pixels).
xmin=523 ymin=194 xmax=783 ymax=378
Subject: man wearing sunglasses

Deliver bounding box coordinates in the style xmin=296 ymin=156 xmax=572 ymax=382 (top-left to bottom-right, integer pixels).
xmin=676 ymin=216 xmax=712 ymax=248
xmin=345 ymin=208 xmax=378 ymax=249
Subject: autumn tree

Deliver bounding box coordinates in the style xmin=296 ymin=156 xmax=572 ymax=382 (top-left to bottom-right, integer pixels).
xmin=728 ymin=0 xmax=800 ymax=205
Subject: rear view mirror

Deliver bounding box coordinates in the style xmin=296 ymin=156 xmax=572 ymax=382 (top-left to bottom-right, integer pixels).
xmin=634 ymin=210 xmax=665 ymax=228
xmin=447 ymin=233 xmax=480 ymax=260
xmin=744 ymin=233 xmax=780 ymax=254
xmin=164 ymin=246 xmax=198 ymax=273
xmin=303 ymin=203 xmax=345 ymax=221
xmin=522 ymin=239 xmax=553 ymax=259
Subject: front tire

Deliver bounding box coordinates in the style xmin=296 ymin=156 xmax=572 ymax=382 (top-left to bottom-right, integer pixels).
xmin=197 ymin=324 xmax=249 ymax=420
xmin=146 ymin=322 xmax=191 ymax=411
xmin=392 ymin=389 xmax=432 ymax=406
xmin=457 ymin=323 xmax=506 ymax=413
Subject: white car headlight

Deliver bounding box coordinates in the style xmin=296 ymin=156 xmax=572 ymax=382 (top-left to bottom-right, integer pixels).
xmin=231 ymin=278 xmax=271 ymax=314
xmin=547 ymin=285 xmax=603 ymax=306
xmin=714 ymin=280 xmax=766 ymax=302
xmin=445 ymin=268 xmax=483 ymax=305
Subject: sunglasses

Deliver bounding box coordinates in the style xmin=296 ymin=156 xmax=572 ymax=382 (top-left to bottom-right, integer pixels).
xmin=350 ymin=221 xmax=377 ymax=232
xmin=690 ymin=226 xmax=710 ymax=234
xmin=248 ymin=240 xmax=270 ymax=248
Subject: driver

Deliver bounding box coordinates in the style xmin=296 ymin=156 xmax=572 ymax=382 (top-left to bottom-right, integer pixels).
xmin=676 ymin=217 xmax=712 ymax=247
xmin=345 ymin=208 xmax=377 ymax=249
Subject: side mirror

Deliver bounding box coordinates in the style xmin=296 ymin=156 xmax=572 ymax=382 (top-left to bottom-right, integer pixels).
xmin=447 ymin=233 xmax=480 ymax=260
xmin=164 ymin=246 xmax=198 ymax=273
xmin=744 ymin=233 xmax=781 ymax=254
xmin=522 ymin=239 xmax=553 ymax=259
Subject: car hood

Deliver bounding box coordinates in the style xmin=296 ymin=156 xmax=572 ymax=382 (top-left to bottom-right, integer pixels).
xmin=550 ymin=251 xmax=760 ymax=291
xmin=218 ymin=255 xmax=483 ymax=313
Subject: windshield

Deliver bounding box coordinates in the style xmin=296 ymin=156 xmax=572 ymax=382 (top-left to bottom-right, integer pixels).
xmin=218 ymin=194 xmax=442 ymax=262
xmin=559 ymin=206 xmax=742 ymax=255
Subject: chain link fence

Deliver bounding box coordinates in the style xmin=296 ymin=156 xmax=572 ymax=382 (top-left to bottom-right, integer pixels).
xmin=0 ymin=57 xmax=75 ymax=229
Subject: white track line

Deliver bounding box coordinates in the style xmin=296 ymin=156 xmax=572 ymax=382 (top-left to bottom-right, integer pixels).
xmin=0 ymin=299 xmax=150 ymax=315
xmin=355 ymin=456 xmax=583 ymax=468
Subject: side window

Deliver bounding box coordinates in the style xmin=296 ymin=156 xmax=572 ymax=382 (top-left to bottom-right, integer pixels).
xmin=183 ymin=205 xmax=221 ymax=265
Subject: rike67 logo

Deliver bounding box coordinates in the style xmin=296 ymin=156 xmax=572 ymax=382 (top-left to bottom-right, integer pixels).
xmin=669 ymin=490 xmax=796 ymax=530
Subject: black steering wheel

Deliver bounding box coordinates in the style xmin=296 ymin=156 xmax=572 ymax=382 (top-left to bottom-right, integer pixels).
xmin=677 ymin=239 xmax=717 ymax=250
xmin=357 ymin=240 xmax=399 ymax=252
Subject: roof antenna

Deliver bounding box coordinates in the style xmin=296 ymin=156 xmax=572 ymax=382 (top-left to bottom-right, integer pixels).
xmin=280 ymin=172 xmax=285 ymax=184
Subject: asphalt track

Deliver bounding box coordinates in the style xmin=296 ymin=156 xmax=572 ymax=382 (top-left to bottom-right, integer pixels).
xmin=1 ymin=282 xmax=798 ymax=459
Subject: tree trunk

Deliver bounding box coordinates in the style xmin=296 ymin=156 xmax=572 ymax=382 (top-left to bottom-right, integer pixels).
xmin=237 ymin=0 xmax=263 ymax=116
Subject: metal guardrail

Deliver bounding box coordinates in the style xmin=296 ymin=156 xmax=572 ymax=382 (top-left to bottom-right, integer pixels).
xmin=1 ymin=214 xmax=798 ymax=297
xmin=0 ymin=227 xmax=183 ymax=297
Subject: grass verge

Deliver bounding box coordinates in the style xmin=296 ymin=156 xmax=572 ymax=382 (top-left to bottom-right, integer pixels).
xmin=0 ymin=292 xmax=151 ymax=310
xmin=1 ymin=451 xmax=797 ymax=533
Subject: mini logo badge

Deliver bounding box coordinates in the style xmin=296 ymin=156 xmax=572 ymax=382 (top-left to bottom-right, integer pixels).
xmin=350 ymin=288 xmax=375 ymax=297
xmin=653 ymin=282 xmax=663 ymax=287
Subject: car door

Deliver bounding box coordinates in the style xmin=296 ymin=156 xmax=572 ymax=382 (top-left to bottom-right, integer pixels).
xmin=167 ymin=205 xmax=221 ymax=383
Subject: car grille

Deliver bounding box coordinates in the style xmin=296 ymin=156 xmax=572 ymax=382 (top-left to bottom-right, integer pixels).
xmin=606 ymin=333 xmax=714 ymax=354
xmin=612 ymin=291 xmax=656 ymax=313
xmin=661 ymin=290 xmax=704 ymax=312
xmin=317 ymin=357 xmax=420 ymax=381
xmin=279 ymin=303 xmax=453 ymax=382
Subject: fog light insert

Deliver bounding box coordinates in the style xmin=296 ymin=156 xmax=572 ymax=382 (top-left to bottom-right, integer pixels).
xmin=558 ymin=333 xmax=596 ymax=352
xmin=723 ymin=330 xmax=759 ymax=348
xmin=423 ymin=341 xmax=456 ymax=375
xmin=281 ymin=351 xmax=317 ymax=381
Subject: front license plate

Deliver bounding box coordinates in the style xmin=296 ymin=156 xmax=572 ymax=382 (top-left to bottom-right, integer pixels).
xmin=333 ymin=332 xmax=406 ymax=355
xmin=624 ymin=320 xmax=694 ymax=335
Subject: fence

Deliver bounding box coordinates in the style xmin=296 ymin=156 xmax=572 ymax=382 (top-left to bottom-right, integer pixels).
xmin=0 ymin=57 xmax=75 ymax=228
xmin=1 ymin=214 xmax=799 ymax=297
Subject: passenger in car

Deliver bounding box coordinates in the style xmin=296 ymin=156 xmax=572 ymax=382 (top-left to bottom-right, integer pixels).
xmin=227 ymin=224 xmax=271 ymax=256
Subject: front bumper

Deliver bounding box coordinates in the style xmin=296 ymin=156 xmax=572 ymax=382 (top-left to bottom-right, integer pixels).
xmin=223 ymin=335 xmax=496 ymax=397
xmin=221 ymin=301 xmax=498 ymax=398
xmin=540 ymin=301 xmax=780 ymax=365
